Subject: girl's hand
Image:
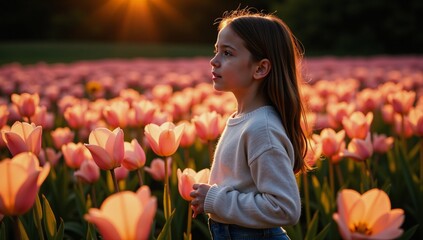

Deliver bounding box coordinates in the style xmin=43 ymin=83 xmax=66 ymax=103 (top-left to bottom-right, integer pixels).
xmin=190 ymin=183 xmax=211 ymax=218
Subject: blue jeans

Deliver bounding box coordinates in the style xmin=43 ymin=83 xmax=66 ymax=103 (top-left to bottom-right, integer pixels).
xmin=209 ymin=219 xmax=290 ymax=240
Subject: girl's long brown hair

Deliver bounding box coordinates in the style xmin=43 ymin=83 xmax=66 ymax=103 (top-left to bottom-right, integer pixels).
xmin=218 ymin=9 xmax=310 ymax=174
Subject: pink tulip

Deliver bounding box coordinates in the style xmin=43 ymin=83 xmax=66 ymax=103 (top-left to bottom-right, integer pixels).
xmin=381 ymin=104 xmax=395 ymax=124
xmin=74 ymin=159 xmax=100 ymax=184
xmin=151 ymin=84 xmax=173 ymax=104
xmin=122 ymin=139 xmax=146 ymax=171
xmin=38 ymin=147 xmax=62 ymax=167
xmin=64 ymin=104 xmax=88 ymax=129
xmin=103 ymin=100 xmax=129 ymax=128
xmin=333 ymin=188 xmax=404 ymax=240
xmin=31 ymin=106 xmax=54 ymax=129
xmin=192 ymin=111 xmax=221 ymax=142
xmin=0 ymin=125 xmax=10 ymax=148
xmin=144 ymin=158 xmax=171 ymax=181
xmin=177 ymin=168 xmax=210 ymax=201
xmin=144 ymin=122 xmax=184 ymax=157
xmin=387 ymin=90 xmax=416 ymax=115
xmin=313 ymin=128 xmax=345 ymax=162
xmin=114 ymin=165 xmax=129 ymax=182
xmin=341 ymin=134 xmax=373 ymax=162
xmin=408 ymin=107 xmax=423 ymax=137
xmin=62 ymin=142 xmax=92 ymax=169
xmin=11 ymin=93 xmax=40 ymax=119
xmin=0 ymin=152 xmax=50 ymax=216
xmin=0 ymin=105 xmax=9 ymax=128
xmin=327 ymin=102 xmax=355 ymax=129
xmin=393 ymin=114 xmax=414 ymax=138
xmin=178 ymin=120 xmax=196 ymax=148
xmin=51 ymin=127 xmax=75 ymax=149
xmin=85 ymin=127 xmax=125 ymax=170
xmin=342 ymin=111 xmax=373 ymax=139
xmin=372 ymin=133 xmax=394 ymax=154
xmin=304 ymin=138 xmax=322 ymax=167
xmin=84 ymin=186 xmax=157 ymax=240
xmin=356 ymin=88 xmax=383 ymax=113
xmin=1 ymin=121 xmax=42 ymax=156
xmin=168 ymin=92 xmax=192 ymax=121
xmin=131 ymin=99 xmax=157 ymax=127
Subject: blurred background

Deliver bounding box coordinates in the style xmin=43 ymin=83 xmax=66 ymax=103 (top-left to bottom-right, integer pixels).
xmin=0 ymin=0 xmax=422 ymax=64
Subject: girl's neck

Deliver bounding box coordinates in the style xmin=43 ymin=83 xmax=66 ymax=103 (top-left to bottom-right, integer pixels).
xmin=234 ymin=93 xmax=269 ymax=117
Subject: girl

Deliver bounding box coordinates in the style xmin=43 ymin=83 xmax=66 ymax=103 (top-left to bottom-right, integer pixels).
xmin=190 ymin=8 xmax=310 ymax=240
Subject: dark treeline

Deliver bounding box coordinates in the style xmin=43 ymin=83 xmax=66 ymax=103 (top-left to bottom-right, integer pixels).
xmin=0 ymin=0 xmax=421 ymax=55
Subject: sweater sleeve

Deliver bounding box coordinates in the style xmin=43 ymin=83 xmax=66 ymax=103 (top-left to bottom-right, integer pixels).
xmin=204 ymin=146 xmax=301 ymax=228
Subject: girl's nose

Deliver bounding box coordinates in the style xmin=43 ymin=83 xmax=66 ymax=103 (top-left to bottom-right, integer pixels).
xmin=210 ymin=55 xmax=219 ymax=67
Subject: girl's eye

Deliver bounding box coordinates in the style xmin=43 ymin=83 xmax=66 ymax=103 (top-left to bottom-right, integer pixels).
xmin=224 ymin=50 xmax=232 ymax=56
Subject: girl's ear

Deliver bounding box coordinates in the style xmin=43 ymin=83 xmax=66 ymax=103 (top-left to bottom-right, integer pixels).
xmin=253 ymin=59 xmax=271 ymax=80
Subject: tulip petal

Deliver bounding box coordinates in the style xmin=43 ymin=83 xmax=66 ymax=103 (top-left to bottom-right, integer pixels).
xmin=136 ymin=185 xmax=153 ymax=205
xmin=4 ymin=132 xmax=28 ymax=156
xmin=85 ymin=144 xmax=114 ymax=170
xmin=112 ymin=128 xmax=124 ymax=165
xmin=370 ymin=209 xmax=404 ymax=238
xmin=136 ymin=197 xmax=157 ymax=240
xmin=336 ymin=189 xmax=361 ymax=227
xmin=144 ymin=131 xmax=161 ymax=156
xmin=362 ymin=189 xmax=390 ymax=226
xmin=13 ymin=172 xmax=40 ymax=215
xmin=100 ymin=191 xmax=142 ymax=239
xmin=179 ymin=174 xmax=195 ymax=201
xmin=85 ymin=210 xmax=122 ymax=240
xmin=26 ymin=126 xmax=42 ymax=156
xmin=0 ymin=161 xmax=39 ymax=215
xmin=89 ymin=128 xmax=112 ymax=147
xmin=159 ymin=129 xmax=177 ymax=156
xmin=195 ymin=168 xmax=210 ymax=183
xmin=333 ymin=213 xmax=352 ymax=240
xmin=145 ymin=124 xmax=161 ymax=143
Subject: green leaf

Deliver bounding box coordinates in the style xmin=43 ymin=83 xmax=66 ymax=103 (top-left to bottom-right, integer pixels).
xmin=18 ymin=217 xmax=30 ymax=240
xmin=304 ymin=211 xmax=319 ymax=240
xmin=1 ymin=222 xmax=7 ymax=239
xmin=284 ymin=224 xmax=302 ymax=240
xmin=42 ymin=195 xmax=57 ymax=240
xmin=395 ymin=141 xmax=419 ymax=212
xmin=314 ymin=222 xmax=331 ymax=240
xmin=54 ymin=218 xmax=65 ymax=240
xmin=157 ymin=210 xmax=175 ymax=240
xmin=32 ymin=194 xmax=43 ymax=230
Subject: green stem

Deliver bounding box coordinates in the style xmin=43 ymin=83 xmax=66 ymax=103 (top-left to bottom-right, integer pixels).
xmin=302 ymin=173 xmax=311 ymax=226
xmin=335 ymin=163 xmax=344 ymax=187
xmin=164 ymin=156 xmax=172 ymax=220
xmin=110 ymin=169 xmax=120 ymax=193
xmin=329 ymin=160 xmax=335 ymax=196
xmin=137 ymin=168 xmax=144 ymax=186
xmin=186 ymin=205 xmax=192 ymax=240
xmin=91 ymin=184 xmax=97 ymax=208
xmin=12 ymin=216 xmax=21 ymax=240
xmin=361 ymin=160 xmax=373 ymax=191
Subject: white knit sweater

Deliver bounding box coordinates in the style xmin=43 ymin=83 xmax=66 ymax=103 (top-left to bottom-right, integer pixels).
xmin=204 ymin=106 xmax=301 ymax=229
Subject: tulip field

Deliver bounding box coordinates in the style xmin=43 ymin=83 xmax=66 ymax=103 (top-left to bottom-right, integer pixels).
xmin=0 ymin=56 xmax=422 ymax=240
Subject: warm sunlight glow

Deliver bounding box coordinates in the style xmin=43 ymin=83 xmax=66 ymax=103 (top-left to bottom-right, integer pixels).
xmin=92 ymin=0 xmax=183 ymax=41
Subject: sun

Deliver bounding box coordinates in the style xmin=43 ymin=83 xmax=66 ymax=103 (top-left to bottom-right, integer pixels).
xmin=92 ymin=0 xmax=183 ymax=41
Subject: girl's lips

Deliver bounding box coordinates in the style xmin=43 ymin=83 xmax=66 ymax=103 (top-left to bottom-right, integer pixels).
xmin=211 ymin=72 xmax=221 ymax=80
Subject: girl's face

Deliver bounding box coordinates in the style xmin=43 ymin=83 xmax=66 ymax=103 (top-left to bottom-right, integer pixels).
xmin=210 ymin=26 xmax=258 ymax=95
